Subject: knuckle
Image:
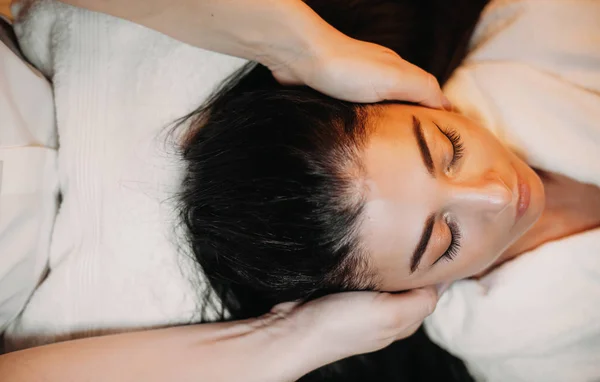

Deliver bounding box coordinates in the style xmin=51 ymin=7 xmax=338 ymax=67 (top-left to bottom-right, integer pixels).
xmin=381 ymin=313 xmax=411 ymax=333
xmin=404 ymin=322 xmax=422 ymax=338
xmin=426 ymin=73 xmax=439 ymax=92
xmin=382 ymin=46 xmax=400 ymax=58
xmin=421 ymin=289 xmax=438 ymax=316
xmin=375 ymin=309 xmax=401 ymax=331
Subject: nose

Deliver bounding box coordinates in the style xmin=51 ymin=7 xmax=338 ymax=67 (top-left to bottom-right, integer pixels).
xmin=449 ymin=171 xmax=514 ymax=218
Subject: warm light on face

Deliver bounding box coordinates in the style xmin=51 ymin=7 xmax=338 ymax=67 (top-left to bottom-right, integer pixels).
xmin=359 ymin=104 xmax=545 ymax=291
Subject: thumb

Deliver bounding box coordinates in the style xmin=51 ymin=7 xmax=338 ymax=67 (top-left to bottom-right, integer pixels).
xmin=385 ymin=63 xmax=452 ymax=111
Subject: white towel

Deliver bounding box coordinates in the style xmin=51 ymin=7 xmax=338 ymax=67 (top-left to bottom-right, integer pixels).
xmin=5 ymin=0 xmax=246 ymax=350
xmin=425 ymin=1 xmax=600 ymax=381
xmin=0 ymin=19 xmax=57 ymax=335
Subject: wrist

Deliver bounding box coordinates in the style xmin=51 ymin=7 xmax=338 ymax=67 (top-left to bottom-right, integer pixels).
xmin=246 ymin=314 xmax=325 ymax=382
xmin=185 ymin=316 xmax=321 ymax=382
xmin=246 ymin=0 xmax=342 ymax=76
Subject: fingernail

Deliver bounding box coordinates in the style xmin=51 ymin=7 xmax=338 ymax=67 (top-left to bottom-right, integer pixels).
xmin=436 ymin=282 xmax=451 ymax=297
xmin=441 ymin=96 xmax=453 ymax=112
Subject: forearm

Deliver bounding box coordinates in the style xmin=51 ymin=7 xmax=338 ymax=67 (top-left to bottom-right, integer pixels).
xmin=0 ymin=320 xmax=320 ymax=382
xmin=58 ymin=0 xmax=339 ymax=67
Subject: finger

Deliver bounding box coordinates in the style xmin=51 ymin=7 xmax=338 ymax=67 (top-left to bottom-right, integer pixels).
xmin=384 ymin=63 xmax=452 ymax=111
xmin=376 ymin=319 xmax=424 ymax=347
xmin=397 ymin=321 xmax=423 ymax=340
xmin=381 ymin=287 xmax=439 ymax=326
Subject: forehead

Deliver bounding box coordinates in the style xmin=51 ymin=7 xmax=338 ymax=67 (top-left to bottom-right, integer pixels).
xmin=359 ymin=105 xmax=439 ymax=288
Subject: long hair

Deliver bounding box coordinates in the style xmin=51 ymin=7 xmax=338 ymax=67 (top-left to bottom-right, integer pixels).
xmin=178 ymin=1 xmax=488 ymax=380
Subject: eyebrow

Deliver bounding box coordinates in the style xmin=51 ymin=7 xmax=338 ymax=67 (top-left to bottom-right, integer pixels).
xmin=410 ymin=116 xmax=436 ymax=274
xmin=410 ymin=213 xmax=435 ymax=274
xmin=412 ymin=116 xmax=435 ymax=177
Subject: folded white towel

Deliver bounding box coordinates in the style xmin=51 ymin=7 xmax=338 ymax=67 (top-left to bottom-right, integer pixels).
xmin=0 ymin=20 xmax=57 ymax=335
xmin=5 ymin=0 xmax=246 ymax=350
xmin=425 ymin=1 xmax=600 ymax=381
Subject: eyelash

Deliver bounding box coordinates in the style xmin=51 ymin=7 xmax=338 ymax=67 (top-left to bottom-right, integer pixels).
xmin=426 ymin=122 xmax=464 ymax=266
xmin=435 ymin=124 xmax=465 ymax=170
xmin=444 ymin=128 xmax=465 ymax=168
xmin=441 ymin=128 xmax=463 ymax=262
xmin=436 ymin=220 xmax=462 ymax=264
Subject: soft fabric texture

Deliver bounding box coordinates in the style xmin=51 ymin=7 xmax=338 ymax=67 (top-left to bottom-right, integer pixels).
xmin=5 ymin=0 xmax=246 ymax=350
xmin=0 ymin=17 xmax=57 ymax=335
xmin=425 ymin=1 xmax=600 ymax=381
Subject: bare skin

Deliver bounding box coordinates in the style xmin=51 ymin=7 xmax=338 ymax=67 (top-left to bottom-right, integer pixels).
xmin=357 ymin=104 xmax=599 ymax=285
xmin=499 ymin=172 xmax=600 ymax=264
xmin=2 ymin=1 xmax=445 ymax=381
xmin=0 ymin=289 xmax=438 ymax=382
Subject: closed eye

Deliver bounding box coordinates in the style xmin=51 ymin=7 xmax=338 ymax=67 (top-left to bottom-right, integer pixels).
xmin=433 ymin=219 xmax=462 ymax=266
xmin=429 ymin=122 xmax=464 ymax=267
xmin=434 ymin=122 xmax=464 ymax=169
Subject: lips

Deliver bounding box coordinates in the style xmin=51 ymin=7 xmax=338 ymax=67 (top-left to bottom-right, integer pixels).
xmin=515 ymin=175 xmax=531 ymax=222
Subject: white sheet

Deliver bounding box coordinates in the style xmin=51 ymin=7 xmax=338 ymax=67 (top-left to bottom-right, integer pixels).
xmin=425 ymin=1 xmax=600 ymax=381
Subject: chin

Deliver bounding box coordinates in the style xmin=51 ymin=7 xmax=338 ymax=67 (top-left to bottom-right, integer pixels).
xmin=525 ymin=167 xmax=546 ymax=226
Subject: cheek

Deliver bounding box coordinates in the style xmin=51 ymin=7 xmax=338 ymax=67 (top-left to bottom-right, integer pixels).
xmin=457 ymin=222 xmax=509 ymax=275
xmin=463 ymin=141 xmax=495 ymax=169
xmin=465 ymin=122 xmax=514 ymax=161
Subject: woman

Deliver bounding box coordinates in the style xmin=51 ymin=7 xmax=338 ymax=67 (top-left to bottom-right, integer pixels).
xmin=177 ymin=0 xmax=600 ymax=380
xmin=0 ymin=0 xmax=444 ymax=380
xmin=5 ymin=0 xmax=600 ymax=377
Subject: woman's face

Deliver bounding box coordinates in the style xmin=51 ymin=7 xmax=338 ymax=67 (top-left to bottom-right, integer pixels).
xmin=360 ymin=104 xmax=544 ymax=291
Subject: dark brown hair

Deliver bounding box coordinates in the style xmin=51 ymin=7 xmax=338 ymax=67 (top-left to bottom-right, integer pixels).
xmin=178 ymin=1 xmax=488 ymax=380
